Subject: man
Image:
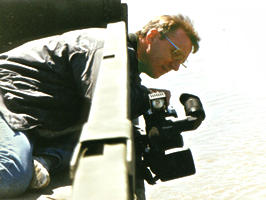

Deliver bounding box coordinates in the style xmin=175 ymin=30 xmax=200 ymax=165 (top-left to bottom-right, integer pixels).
xmin=129 ymin=15 xmax=199 ymax=119
xmin=0 ymin=14 xmax=200 ymax=198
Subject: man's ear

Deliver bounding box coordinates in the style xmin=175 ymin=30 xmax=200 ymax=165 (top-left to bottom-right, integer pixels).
xmin=145 ymin=29 xmax=160 ymax=44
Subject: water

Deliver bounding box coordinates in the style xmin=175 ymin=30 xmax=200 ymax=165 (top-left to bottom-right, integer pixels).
xmin=124 ymin=0 xmax=266 ymax=199
xmin=142 ymin=68 xmax=266 ymax=200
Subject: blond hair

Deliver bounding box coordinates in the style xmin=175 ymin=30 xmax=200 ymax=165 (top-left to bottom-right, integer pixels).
xmin=136 ymin=15 xmax=200 ymax=53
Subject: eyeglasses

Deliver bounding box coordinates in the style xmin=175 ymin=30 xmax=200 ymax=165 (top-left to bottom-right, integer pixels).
xmin=163 ymin=34 xmax=188 ymax=68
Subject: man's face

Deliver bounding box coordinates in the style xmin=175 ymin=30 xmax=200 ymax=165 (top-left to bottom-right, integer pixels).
xmin=139 ymin=28 xmax=192 ymax=78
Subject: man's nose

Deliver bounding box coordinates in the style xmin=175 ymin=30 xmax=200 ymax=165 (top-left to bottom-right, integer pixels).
xmin=171 ymin=61 xmax=180 ymax=71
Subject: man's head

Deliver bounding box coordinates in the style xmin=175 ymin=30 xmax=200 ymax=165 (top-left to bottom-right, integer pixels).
xmin=136 ymin=15 xmax=200 ymax=78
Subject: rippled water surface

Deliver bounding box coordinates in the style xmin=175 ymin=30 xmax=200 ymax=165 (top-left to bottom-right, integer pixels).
xmin=142 ymin=69 xmax=266 ymax=200
xmin=126 ymin=0 xmax=266 ymax=199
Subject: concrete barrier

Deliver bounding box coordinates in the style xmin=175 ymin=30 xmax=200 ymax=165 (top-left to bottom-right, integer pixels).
xmin=70 ymin=21 xmax=134 ymax=200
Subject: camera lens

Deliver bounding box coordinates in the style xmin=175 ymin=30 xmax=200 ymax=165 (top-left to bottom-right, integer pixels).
xmin=152 ymin=99 xmax=165 ymax=109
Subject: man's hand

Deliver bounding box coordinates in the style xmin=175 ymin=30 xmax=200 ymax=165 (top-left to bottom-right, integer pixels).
xmin=149 ymin=88 xmax=171 ymax=106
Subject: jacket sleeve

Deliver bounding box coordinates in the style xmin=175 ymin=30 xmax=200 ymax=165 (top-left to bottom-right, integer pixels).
xmin=130 ymin=81 xmax=150 ymax=120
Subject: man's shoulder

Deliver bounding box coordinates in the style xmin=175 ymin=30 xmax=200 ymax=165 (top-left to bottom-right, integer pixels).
xmin=33 ymin=28 xmax=107 ymax=49
xmin=1 ymin=28 xmax=107 ymax=57
xmin=128 ymin=33 xmax=138 ymax=51
xmin=60 ymin=28 xmax=107 ymax=42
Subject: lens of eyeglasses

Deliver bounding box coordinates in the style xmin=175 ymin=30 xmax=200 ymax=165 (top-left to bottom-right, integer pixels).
xmin=171 ymin=49 xmax=188 ymax=68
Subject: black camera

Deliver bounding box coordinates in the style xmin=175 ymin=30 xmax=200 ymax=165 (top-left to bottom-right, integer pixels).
xmin=136 ymin=92 xmax=205 ymax=183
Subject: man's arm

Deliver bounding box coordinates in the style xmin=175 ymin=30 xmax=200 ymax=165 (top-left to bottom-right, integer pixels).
xmin=130 ymin=84 xmax=150 ymax=119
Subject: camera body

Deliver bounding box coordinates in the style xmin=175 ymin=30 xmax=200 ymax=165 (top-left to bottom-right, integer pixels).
xmin=139 ymin=92 xmax=205 ymax=183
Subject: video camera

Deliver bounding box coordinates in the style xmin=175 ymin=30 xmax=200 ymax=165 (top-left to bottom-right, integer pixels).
xmin=135 ymin=92 xmax=205 ymax=184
